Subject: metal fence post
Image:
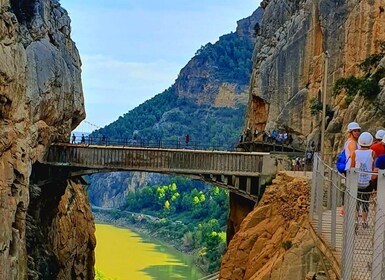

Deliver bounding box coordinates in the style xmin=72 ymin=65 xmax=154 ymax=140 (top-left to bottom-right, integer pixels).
xmin=317 ymin=159 xmax=324 ymax=234
xmin=331 ymin=168 xmax=337 ymax=250
xmin=341 ymin=168 xmax=358 ymax=280
xmin=371 ymin=169 xmax=385 ymax=280
xmin=310 ymin=153 xmax=318 ymax=221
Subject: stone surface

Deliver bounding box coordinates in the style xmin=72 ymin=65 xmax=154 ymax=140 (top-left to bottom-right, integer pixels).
xmin=219 ymin=173 xmax=336 ymax=280
xmin=245 ymin=0 xmax=385 ymax=153
xmin=0 ymin=0 xmax=91 ymax=279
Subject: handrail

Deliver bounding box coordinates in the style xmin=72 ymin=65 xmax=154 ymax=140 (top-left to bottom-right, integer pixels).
xmin=310 ymin=153 xmax=385 ymax=279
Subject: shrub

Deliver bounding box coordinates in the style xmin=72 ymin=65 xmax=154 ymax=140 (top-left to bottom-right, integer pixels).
xmin=282 ymin=240 xmax=293 ymax=250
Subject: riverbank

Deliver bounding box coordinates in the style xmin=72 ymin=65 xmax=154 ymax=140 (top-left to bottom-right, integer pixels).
xmin=92 ymin=208 xmax=194 ymax=254
xmin=94 ymin=223 xmax=203 ymax=280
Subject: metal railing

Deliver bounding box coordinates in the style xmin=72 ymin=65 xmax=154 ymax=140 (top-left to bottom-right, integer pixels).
xmin=310 ymin=153 xmax=385 ymax=279
xmin=70 ymin=135 xmax=306 ymax=153
xmin=72 ymin=136 xmax=240 ymax=151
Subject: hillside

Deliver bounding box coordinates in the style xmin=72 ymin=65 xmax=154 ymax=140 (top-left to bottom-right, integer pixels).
xmin=88 ymin=8 xmax=263 ymax=208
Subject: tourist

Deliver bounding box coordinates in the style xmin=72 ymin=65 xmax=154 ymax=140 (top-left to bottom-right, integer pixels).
xmin=350 ymin=132 xmax=375 ymax=230
xmin=71 ymin=133 xmax=76 ymax=144
xmin=344 ymin=122 xmax=361 ymax=173
xmin=340 ymin=122 xmax=361 ymax=216
xmin=371 ymin=132 xmax=385 ymax=157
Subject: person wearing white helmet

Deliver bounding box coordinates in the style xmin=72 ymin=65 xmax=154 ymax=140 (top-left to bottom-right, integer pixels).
xmin=371 ymin=129 xmax=385 ymax=157
xmin=344 ymin=122 xmax=361 ymax=171
xmin=338 ymin=122 xmax=361 ymax=216
xmin=350 ymin=131 xmax=376 ymax=229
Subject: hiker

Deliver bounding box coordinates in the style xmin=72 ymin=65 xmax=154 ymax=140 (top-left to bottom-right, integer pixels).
xmin=81 ymin=134 xmax=85 ymax=144
xmin=371 ymin=130 xmax=385 ymax=157
xmin=350 ymin=132 xmax=376 ymax=230
xmin=185 ymin=134 xmax=190 ymax=146
xmin=344 ymin=122 xmax=361 ymax=172
xmin=340 ymin=122 xmax=361 ymax=216
xmin=254 ymin=128 xmax=259 ymax=140
xmin=71 ymin=133 xmax=76 ymax=144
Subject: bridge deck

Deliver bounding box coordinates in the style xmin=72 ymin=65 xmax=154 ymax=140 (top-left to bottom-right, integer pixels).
xmin=41 ymin=143 xmax=282 ymax=201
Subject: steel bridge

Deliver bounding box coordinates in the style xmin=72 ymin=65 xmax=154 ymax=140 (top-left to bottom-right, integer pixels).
xmin=40 ymin=143 xmax=287 ymax=201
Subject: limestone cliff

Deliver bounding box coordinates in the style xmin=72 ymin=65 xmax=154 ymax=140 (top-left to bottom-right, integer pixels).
xmin=0 ymin=0 xmax=94 ymax=279
xmin=245 ymin=0 xmax=385 ymax=152
xmin=220 ymin=173 xmax=335 ymax=280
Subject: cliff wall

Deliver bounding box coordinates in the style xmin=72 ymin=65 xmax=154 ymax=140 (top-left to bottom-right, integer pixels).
xmin=245 ymin=0 xmax=385 ymax=152
xmin=0 ymin=0 xmax=94 ymax=278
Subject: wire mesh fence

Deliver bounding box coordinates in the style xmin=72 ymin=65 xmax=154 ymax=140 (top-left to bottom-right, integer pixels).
xmin=310 ymin=154 xmax=385 ymax=280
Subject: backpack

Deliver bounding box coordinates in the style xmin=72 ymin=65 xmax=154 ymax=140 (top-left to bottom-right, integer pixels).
xmin=336 ymin=149 xmax=348 ymax=173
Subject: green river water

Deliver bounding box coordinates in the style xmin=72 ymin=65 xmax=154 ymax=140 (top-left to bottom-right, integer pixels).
xmin=95 ymin=224 xmax=203 ymax=280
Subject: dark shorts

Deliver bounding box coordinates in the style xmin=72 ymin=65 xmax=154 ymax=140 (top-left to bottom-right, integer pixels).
xmin=357 ymin=185 xmax=372 ymax=212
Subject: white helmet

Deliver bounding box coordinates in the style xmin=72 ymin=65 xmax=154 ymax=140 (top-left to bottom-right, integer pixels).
xmin=375 ymin=129 xmax=385 ymax=140
xmin=358 ymin=132 xmax=373 ymax=147
xmin=347 ymin=122 xmax=361 ymax=132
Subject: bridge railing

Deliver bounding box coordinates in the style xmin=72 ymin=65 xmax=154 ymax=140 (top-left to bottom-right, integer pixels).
xmin=72 ymin=135 xmax=306 ymax=153
xmin=310 ymin=153 xmax=385 ymax=280
xmin=73 ymin=136 xmax=240 ymax=151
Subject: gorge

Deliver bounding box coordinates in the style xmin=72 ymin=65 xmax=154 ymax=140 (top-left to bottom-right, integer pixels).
xmin=1 ymin=0 xmax=385 ymax=279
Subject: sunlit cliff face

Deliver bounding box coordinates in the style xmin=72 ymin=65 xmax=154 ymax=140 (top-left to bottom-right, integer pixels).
xmin=0 ymin=0 xmax=92 ymax=278
xmin=245 ymin=0 xmax=385 ymax=154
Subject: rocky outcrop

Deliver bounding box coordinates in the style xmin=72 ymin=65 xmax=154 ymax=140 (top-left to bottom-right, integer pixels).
xmin=245 ymin=0 xmax=385 ymax=152
xmin=220 ymin=173 xmax=335 ymax=280
xmin=0 ymin=0 xmax=92 ymax=279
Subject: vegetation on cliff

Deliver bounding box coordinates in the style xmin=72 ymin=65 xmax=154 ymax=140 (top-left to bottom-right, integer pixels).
xmin=89 ymin=32 xmax=254 ymax=146
xmin=333 ymin=41 xmax=385 ymax=105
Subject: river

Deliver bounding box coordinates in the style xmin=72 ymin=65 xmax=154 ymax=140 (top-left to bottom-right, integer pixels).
xmin=95 ymin=224 xmax=203 ymax=280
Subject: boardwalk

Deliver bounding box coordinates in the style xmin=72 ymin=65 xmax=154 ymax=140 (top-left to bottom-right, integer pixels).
xmin=310 ymin=154 xmax=385 ymax=280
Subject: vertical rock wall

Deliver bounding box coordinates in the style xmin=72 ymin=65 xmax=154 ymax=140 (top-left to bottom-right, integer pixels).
xmin=0 ymin=0 xmax=93 ymax=279
xmin=245 ymin=0 xmax=385 ymax=152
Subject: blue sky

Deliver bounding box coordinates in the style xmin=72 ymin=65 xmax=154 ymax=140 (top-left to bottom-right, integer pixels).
xmin=61 ymin=0 xmax=261 ymax=132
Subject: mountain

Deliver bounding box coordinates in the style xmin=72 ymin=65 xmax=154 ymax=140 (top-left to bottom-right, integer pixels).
xmin=87 ymin=8 xmax=264 ymax=208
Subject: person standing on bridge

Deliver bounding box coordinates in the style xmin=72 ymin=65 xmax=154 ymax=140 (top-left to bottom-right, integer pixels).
xmin=185 ymin=134 xmax=190 ymax=146
xmin=71 ymin=133 xmax=76 ymax=144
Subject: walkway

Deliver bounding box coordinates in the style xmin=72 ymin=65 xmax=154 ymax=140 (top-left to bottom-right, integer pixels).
xmin=309 ymin=154 xmax=385 ymax=280
xmin=41 ymin=143 xmax=282 ymax=201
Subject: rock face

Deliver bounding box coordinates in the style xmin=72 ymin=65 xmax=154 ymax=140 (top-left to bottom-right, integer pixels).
xmin=0 ymin=0 xmax=93 ymax=279
xmin=245 ymin=0 xmax=385 ymax=152
xmin=220 ymin=173 xmax=335 ymax=279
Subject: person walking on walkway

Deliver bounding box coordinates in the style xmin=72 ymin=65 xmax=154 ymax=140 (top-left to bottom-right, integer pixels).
xmin=340 ymin=122 xmax=361 ymax=216
xmin=71 ymin=133 xmax=76 ymax=144
xmin=81 ymin=134 xmax=86 ymax=144
xmin=185 ymin=134 xmax=190 ymax=146
xmin=371 ymin=130 xmax=385 ymax=157
xmin=350 ymin=132 xmax=376 ymax=230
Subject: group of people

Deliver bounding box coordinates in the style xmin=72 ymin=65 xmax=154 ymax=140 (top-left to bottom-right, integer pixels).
xmin=262 ymin=129 xmax=293 ymax=145
xmin=240 ymin=127 xmax=294 ymax=145
xmin=340 ymin=121 xmax=385 ymax=230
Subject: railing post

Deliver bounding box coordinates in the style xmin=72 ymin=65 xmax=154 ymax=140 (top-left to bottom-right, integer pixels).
xmin=331 ymin=168 xmax=337 ymax=250
xmin=341 ymin=168 xmax=358 ymax=280
xmin=371 ymin=169 xmax=385 ymax=280
xmin=317 ymin=159 xmax=324 ymax=234
xmin=310 ymin=153 xmax=318 ymax=221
